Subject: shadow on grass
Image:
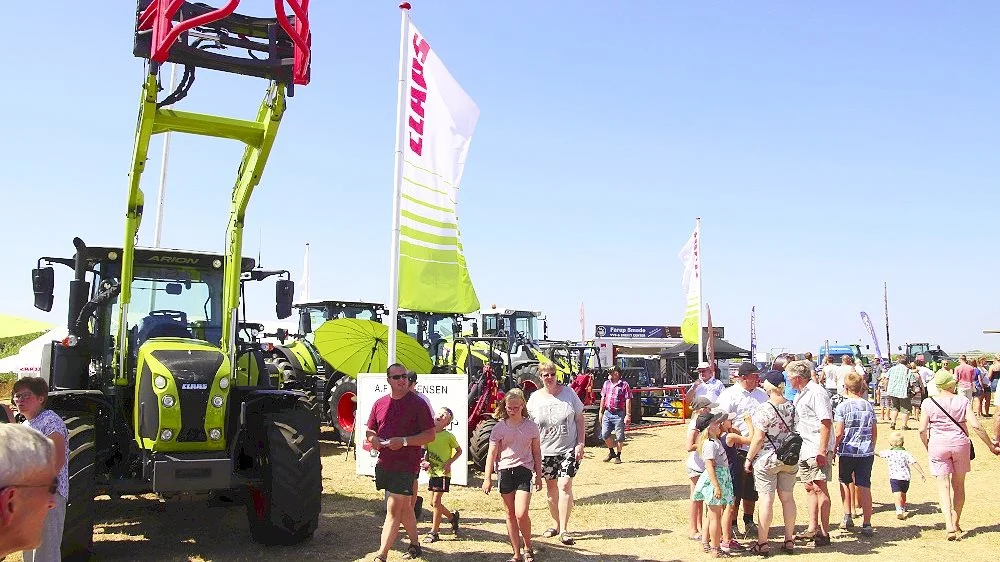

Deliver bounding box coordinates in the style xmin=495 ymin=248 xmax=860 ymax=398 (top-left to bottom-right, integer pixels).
xmin=626 ymin=458 xmax=679 ymax=465
xmin=576 ymin=484 xmax=689 ymax=505
xmin=960 ymin=522 xmax=1000 ymax=539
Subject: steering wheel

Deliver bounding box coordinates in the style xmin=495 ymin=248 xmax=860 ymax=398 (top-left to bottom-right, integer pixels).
xmin=148 ymin=309 xmax=188 ymax=324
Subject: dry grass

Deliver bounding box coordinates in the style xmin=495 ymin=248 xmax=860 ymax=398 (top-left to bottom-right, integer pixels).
xmin=6 ymin=412 xmax=1000 ymax=562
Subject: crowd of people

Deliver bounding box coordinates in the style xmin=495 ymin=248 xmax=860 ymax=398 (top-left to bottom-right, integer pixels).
xmin=684 ymin=353 xmax=1000 ymax=558
xmin=6 ymin=351 xmax=1000 ymax=561
xmin=367 ymin=361 xmax=628 ymax=562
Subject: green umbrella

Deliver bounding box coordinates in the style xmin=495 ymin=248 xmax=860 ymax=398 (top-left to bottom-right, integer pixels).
xmin=0 ymin=315 xmax=55 ymax=339
xmin=312 ymin=318 xmax=432 ymax=376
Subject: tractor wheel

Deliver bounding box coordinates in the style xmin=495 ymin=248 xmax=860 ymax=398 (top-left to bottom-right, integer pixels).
xmin=469 ymin=417 xmax=498 ymax=471
xmin=62 ymin=413 xmax=97 ymax=561
xmin=246 ymin=408 xmax=322 ymax=545
xmin=583 ymin=409 xmax=603 ymax=446
xmin=327 ymin=376 xmax=358 ymax=443
xmin=272 ymin=357 xmax=297 ymax=386
xmin=297 ymin=392 xmax=321 ymax=420
xmin=512 ymin=363 xmax=543 ymax=396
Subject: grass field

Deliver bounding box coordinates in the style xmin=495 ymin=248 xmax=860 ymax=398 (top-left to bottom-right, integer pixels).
xmin=6 ymin=410 xmax=1000 ymax=562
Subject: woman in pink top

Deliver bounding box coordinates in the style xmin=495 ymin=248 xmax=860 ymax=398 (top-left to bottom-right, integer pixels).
xmin=918 ymin=371 xmax=998 ymax=541
xmin=483 ymin=389 xmax=543 ymax=562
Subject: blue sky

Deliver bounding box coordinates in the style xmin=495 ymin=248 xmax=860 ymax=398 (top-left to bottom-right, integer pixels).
xmin=3 ymin=1 xmax=999 ymax=356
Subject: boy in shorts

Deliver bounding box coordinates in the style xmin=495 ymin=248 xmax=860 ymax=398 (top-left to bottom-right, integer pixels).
xmin=421 ymin=407 xmax=462 ymax=543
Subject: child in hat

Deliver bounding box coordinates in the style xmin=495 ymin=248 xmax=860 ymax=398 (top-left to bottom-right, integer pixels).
xmin=692 ymin=411 xmax=735 ymax=558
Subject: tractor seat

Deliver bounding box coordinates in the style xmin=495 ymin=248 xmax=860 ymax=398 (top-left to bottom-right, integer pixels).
xmin=137 ymin=315 xmax=193 ymax=347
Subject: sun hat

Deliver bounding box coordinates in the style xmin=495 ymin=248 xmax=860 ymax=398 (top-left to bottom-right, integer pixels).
xmin=695 ymin=411 xmax=728 ymax=431
xmin=933 ymin=370 xmax=957 ymax=390
xmin=697 ymin=361 xmax=712 ymax=370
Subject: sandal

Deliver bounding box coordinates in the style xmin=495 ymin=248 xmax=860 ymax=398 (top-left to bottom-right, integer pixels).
xmin=524 ymin=548 xmax=536 ymax=562
xmin=749 ymin=542 xmax=770 ymax=557
xmin=505 ymin=558 xmax=523 ymax=562
xmin=402 ymin=543 xmax=423 ymax=560
xmin=372 ymin=557 xmax=387 ymax=562
xmin=422 ymin=532 xmax=439 ymax=544
xmin=794 ymin=529 xmax=817 ymax=541
xmin=947 ymin=530 xmax=959 ymax=541
xmin=560 ymin=533 xmax=575 ymax=546
xmin=542 ymin=528 xmax=559 ymax=538
xmin=781 ymin=539 xmax=794 ymax=554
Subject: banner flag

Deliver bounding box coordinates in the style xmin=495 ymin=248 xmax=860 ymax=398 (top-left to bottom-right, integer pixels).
xmin=395 ymin=20 xmax=480 ymax=313
xmin=678 ymin=228 xmax=700 ymax=344
xmin=860 ymin=311 xmax=883 ymax=363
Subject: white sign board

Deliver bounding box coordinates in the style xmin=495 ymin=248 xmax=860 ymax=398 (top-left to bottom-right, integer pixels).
xmin=355 ymin=372 xmax=470 ymax=486
xmin=595 ymin=339 xmax=614 ymax=370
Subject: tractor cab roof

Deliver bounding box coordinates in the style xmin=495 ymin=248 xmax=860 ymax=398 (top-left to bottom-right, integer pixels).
xmin=294 ymin=300 xmax=386 ymax=310
xmin=45 ymin=246 xmax=256 ymax=273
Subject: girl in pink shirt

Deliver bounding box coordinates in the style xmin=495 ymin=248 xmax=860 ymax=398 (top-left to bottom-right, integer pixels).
xmin=483 ymin=389 xmax=543 ymax=562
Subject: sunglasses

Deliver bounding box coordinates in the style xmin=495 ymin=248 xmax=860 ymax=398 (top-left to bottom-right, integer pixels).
xmin=1 ymin=477 xmax=58 ymax=496
xmin=541 ymin=373 xmax=556 ymax=378
xmin=388 ymin=374 xmax=408 ymax=380
xmin=12 ymin=392 xmax=37 ymax=401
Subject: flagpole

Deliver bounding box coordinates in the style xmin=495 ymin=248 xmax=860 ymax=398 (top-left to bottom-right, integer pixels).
xmin=387 ymin=3 xmax=412 ymax=366
xmin=696 ymin=217 xmax=703 ymax=362
xmin=300 ymin=242 xmax=310 ymax=303
xmin=884 ymin=282 xmax=891 ymax=360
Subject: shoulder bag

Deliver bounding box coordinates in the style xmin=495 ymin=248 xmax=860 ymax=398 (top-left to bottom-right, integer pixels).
xmin=929 ymin=396 xmax=975 ymax=460
xmin=764 ymin=402 xmax=802 ymax=466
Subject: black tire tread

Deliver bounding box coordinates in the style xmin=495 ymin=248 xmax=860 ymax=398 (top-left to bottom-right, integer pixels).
xmin=512 ymin=362 xmax=543 ymax=397
xmin=583 ymin=409 xmax=602 ymax=446
xmin=247 ymin=409 xmax=322 ymax=545
xmin=62 ymin=413 xmax=97 ymax=562
xmin=469 ymin=417 xmax=498 ymax=471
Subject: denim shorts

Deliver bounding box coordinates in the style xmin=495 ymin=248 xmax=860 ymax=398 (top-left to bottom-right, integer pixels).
xmin=601 ymin=410 xmax=626 ymax=442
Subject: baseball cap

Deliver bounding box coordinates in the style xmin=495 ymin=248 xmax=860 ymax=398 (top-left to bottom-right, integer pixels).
xmin=737 ymin=362 xmax=760 ymax=377
xmin=697 ymin=361 xmax=712 ymax=370
xmin=762 ymin=370 xmax=786 ymax=389
xmin=690 ymin=396 xmax=718 ymax=410
xmin=695 ymin=411 xmax=727 ymax=431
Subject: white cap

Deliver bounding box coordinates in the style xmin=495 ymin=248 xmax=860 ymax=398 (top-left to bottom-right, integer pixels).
xmin=697 ymin=361 xmax=712 ymax=370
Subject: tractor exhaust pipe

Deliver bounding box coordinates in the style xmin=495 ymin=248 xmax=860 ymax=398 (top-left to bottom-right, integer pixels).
xmin=66 ymin=237 xmax=91 ymax=334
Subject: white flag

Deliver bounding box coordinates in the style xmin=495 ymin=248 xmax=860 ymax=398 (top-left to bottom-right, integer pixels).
xmin=679 ymin=228 xmax=700 ymax=344
xmin=395 ymin=20 xmax=480 ymax=313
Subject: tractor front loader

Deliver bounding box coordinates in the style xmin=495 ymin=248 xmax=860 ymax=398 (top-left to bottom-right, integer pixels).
xmin=28 ymin=2 xmax=319 ymax=558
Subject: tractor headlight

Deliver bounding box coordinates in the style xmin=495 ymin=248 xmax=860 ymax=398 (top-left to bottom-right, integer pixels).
xmin=154 ymin=376 xmax=168 ymax=390
xmin=160 ymin=429 xmax=174 ymax=441
xmin=212 ymin=395 xmax=224 ymax=408
xmin=162 ymin=395 xmax=176 ymax=408
xmin=219 ymin=377 xmax=230 ymax=389
xmin=209 ymin=428 xmax=222 ymax=441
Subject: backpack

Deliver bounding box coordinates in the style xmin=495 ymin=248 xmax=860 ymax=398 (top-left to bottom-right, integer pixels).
xmin=764 ymin=403 xmax=802 ymax=466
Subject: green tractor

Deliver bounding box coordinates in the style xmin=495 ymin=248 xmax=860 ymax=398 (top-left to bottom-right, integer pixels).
xmin=266 ymin=300 xmax=388 ymax=442
xmin=26 ymin=3 xmax=320 ymax=557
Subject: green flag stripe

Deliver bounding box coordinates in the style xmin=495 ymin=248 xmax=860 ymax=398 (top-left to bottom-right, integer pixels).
xmin=400 ymin=240 xmax=461 ymax=264
xmin=403 ymin=159 xmax=458 ymax=189
xmin=402 ymin=193 xmax=454 ymax=214
xmin=401 ymin=210 xmax=457 ymax=230
xmin=403 ymin=175 xmax=453 ymax=198
xmin=401 ymin=226 xmax=458 ymax=247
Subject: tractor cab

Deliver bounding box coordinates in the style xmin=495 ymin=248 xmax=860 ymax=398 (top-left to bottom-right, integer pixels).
xmin=475 ymin=307 xmax=546 ymax=347
xmin=295 ymin=300 xmax=387 ymax=339
xmin=902 ymin=342 xmax=951 ymax=368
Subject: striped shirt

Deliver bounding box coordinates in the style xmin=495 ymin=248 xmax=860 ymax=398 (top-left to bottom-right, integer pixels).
xmin=601 ymin=378 xmax=632 ymax=411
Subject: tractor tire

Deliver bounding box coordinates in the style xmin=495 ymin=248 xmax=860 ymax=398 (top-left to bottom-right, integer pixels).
xmin=583 ymin=409 xmax=603 ymax=447
xmin=327 ymin=376 xmax=358 ymax=443
xmin=297 ymin=392 xmax=321 ymax=421
xmin=246 ymin=408 xmax=322 ymax=545
xmin=272 ymin=357 xmax=298 ymax=386
xmin=469 ymin=417 xmax=498 ymax=471
xmin=62 ymin=413 xmax=97 ymax=562
xmin=512 ymin=363 xmax=543 ymax=396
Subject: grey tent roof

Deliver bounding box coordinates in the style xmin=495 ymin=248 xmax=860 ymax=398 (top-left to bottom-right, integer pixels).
xmin=659 ymin=339 xmax=751 ymax=360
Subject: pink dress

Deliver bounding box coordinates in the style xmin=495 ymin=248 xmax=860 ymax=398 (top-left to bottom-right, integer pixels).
xmin=922 ymin=395 xmax=972 ymax=476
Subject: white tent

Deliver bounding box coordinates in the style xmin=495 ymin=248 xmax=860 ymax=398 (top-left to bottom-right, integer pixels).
xmin=0 ymin=330 xmax=62 ymax=378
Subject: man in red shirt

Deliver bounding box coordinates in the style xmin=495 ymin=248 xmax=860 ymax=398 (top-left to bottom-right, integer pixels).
xmin=598 ymin=366 xmax=632 ymax=464
xmin=954 ymin=355 xmax=977 ymax=401
xmin=366 ymin=363 xmax=437 ymax=561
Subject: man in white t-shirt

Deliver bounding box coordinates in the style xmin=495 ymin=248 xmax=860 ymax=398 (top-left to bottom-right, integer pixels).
xmin=789 ymin=361 xmax=834 ymax=546
xmin=688 ymin=361 xmax=726 ymax=404
xmin=717 ymin=362 xmax=767 ymax=535
xmin=820 ymin=356 xmax=839 ymax=397
xmin=832 ymin=356 xmax=857 ymax=397
xmin=915 ymin=356 xmax=936 ymax=397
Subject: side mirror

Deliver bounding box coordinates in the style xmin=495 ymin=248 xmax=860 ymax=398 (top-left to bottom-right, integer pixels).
xmin=275 ymin=279 xmax=294 ymax=320
xmin=165 ymin=283 xmax=183 ymax=295
xmin=297 ymin=307 xmax=312 ymax=335
xmin=275 ymin=328 xmax=288 ymax=344
xmin=32 ymin=267 xmax=55 ymax=312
